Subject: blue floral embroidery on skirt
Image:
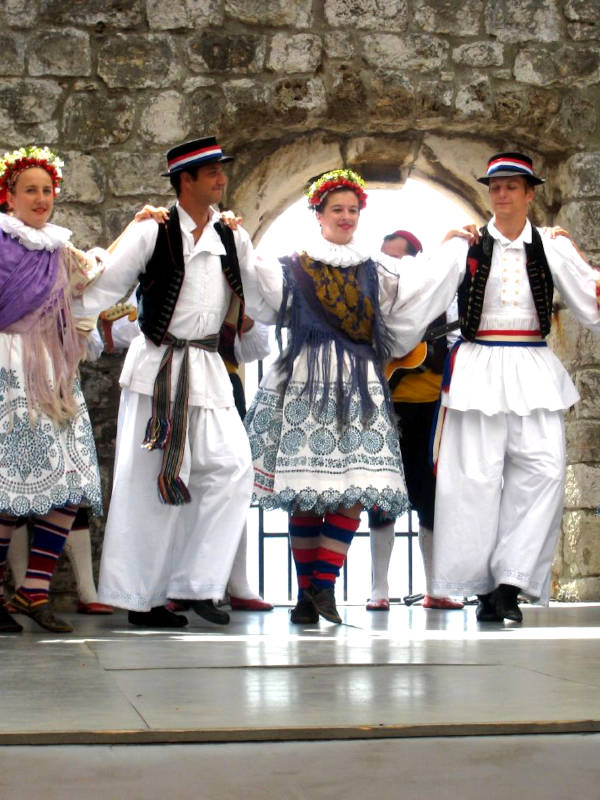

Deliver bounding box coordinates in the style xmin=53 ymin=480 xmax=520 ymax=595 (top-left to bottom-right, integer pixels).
xmin=0 ymin=372 xmax=103 ymax=517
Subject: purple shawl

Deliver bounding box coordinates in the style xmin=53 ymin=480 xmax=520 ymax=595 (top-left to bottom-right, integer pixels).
xmin=0 ymin=229 xmax=59 ymax=329
xmin=0 ymin=228 xmax=84 ymax=422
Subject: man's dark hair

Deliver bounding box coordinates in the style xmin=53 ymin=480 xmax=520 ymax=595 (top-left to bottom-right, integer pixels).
xmin=169 ymin=165 xmax=201 ymax=197
xmin=383 ymin=232 xmax=419 ymax=257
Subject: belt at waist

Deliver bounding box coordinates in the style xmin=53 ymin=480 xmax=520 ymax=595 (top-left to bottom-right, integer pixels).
xmin=162 ymin=332 xmax=220 ymax=351
xmin=473 ymin=328 xmax=547 ymax=347
xmin=141 ymin=331 xmax=220 ymax=505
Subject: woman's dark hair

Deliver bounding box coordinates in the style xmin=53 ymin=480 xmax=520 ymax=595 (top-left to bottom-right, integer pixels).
xmin=383 ymin=232 xmax=419 ymax=257
xmin=313 ymin=186 xmax=362 ymax=214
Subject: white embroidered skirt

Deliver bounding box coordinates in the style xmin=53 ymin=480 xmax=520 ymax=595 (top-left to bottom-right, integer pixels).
xmin=0 ymin=343 xmax=102 ymax=517
xmin=245 ymin=356 xmax=408 ymax=516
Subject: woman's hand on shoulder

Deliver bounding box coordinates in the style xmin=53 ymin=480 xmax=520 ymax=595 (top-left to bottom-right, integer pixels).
xmin=544 ymin=225 xmax=571 ymax=240
xmin=134 ymin=205 xmax=169 ymax=224
xmin=543 ymin=226 xmax=589 ymax=261
xmin=220 ymin=209 xmax=243 ymax=231
xmin=442 ymin=224 xmax=480 ymax=245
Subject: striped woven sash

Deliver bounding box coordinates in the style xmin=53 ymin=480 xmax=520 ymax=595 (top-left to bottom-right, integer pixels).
xmin=142 ymin=332 xmax=219 ymax=505
xmin=429 ymin=329 xmax=547 ymax=473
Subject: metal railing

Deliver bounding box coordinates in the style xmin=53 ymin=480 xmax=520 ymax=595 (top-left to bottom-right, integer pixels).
xmin=253 ymin=504 xmax=420 ymax=603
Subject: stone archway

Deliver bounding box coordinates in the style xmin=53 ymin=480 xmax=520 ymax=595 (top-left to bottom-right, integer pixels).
xmin=5 ymin=0 xmax=597 ymax=603
xmin=228 ymin=132 xmax=558 ymax=240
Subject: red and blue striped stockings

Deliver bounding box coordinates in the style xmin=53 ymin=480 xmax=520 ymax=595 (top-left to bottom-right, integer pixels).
xmin=289 ymin=512 xmax=360 ymax=595
xmin=13 ymin=506 xmax=78 ymax=609
xmin=313 ymin=512 xmax=360 ymax=588
xmin=289 ymin=515 xmax=322 ymax=600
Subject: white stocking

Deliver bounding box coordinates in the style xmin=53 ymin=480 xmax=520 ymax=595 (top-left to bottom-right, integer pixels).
xmin=7 ymin=525 xmax=28 ymax=588
xmin=64 ymin=527 xmax=99 ymax=605
xmin=369 ymin=522 xmax=395 ymax=601
xmin=418 ymin=525 xmax=434 ymax=595
xmin=227 ymin=523 xmax=261 ymax=600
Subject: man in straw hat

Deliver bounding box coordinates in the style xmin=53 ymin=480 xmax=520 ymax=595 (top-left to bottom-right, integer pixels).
xmin=78 ymin=136 xmax=254 ymax=627
xmin=427 ymin=152 xmax=600 ymax=623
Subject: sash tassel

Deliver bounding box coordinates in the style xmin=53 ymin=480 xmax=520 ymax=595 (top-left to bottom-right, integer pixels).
xmin=142 ymin=333 xmax=219 ymax=505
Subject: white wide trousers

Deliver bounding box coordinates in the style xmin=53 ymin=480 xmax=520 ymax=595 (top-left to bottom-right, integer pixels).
xmin=99 ymin=390 xmax=253 ymax=611
xmin=431 ymin=408 xmax=566 ymax=603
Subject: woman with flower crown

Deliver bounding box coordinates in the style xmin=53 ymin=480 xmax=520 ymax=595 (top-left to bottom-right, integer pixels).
xmin=0 ymin=145 xmax=109 ymax=634
xmin=241 ymin=169 xmax=460 ymax=625
xmin=0 ymin=145 xmax=161 ymax=635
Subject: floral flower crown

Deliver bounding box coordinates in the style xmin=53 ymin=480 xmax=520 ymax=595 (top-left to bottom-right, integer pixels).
xmin=306 ymin=169 xmax=367 ymax=210
xmin=0 ymin=145 xmax=64 ymax=205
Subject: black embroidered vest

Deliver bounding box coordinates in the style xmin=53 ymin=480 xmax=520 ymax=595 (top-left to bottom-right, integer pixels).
xmin=458 ymin=224 xmax=553 ymax=341
xmin=137 ymin=205 xmax=245 ymax=346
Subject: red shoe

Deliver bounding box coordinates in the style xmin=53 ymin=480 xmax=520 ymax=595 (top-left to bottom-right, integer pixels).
xmin=423 ymin=595 xmax=464 ymax=610
xmin=166 ymin=600 xmax=190 ymax=613
xmin=229 ymin=596 xmax=273 ymax=611
xmin=77 ymin=602 xmax=114 ymax=615
xmin=366 ymin=598 xmax=390 ymax=611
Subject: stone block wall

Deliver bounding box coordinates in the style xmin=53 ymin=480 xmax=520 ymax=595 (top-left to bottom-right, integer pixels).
xmin=1 ymin=0 xmax=599 ymax=602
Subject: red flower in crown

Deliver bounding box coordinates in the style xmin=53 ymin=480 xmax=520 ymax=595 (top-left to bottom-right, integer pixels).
xmin=306 ymin=169 xmax=368 ymax=210
xmin=0 ymin=145 xmax=63 ymax=206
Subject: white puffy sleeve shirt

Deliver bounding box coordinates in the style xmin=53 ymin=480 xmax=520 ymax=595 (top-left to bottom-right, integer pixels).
xmin=440 ymin=218 xmax=600 ymax=416
xmin=240 ymin=234 xmax=462 ymax=358
xmin=78 ymin=204 xmax=255 ymax=409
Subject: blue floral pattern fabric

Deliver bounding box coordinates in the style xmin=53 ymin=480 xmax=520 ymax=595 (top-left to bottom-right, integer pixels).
xmin=245 ymin=374 xmax=408 ymax=516
xmin=0 ymin=369 xmax=102 ymax=517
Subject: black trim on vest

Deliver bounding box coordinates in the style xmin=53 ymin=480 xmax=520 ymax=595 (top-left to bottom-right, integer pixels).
xmin=213 ymin=220 xmax=245 ymax=335
xmin=137 ymin=205 xmax=185 ymax=346
xmin=458 ymin=224 xmax=553 ymax=341
xmin=137 ymin=208 xmax=246 ymax=346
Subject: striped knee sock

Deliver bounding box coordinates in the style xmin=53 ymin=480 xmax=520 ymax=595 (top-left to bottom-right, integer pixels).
xmin=313 ymin=512 xmax=360 ymax=589
xmin=0 ymin=519 xmax=18 ymax=603
xmin=15 ymin=506 xmax=77 ymax=608
xmin=289 ymin=515 xmax=322 ymax=600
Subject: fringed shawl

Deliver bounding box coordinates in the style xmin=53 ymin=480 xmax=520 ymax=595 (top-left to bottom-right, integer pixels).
xmin=0 ymin=227 xmax=84 ymax=423
xmin=276 ymin=251 xmax=394 ymax=424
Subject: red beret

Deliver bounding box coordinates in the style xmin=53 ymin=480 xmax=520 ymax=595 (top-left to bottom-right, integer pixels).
xmin=386 ymin=229 xmax=423 ymax=253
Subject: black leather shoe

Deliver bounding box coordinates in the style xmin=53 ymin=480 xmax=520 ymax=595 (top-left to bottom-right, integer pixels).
xmin=0 ymin=602 xmax=23 ymax=633
xmin=476 ymin=592 xmax=502 ymax=622
xmin=495 ymin=584 xmax=523 ymax=623
xmin=304 ymin=583 xmax=342 ymax=624
xmin=290 ymin=598 xmax=319 ymax=624
xmin=128 ymin=606 xmax=188 ymax=628
xmin=189 ymin=599 xmax=230 ymax=625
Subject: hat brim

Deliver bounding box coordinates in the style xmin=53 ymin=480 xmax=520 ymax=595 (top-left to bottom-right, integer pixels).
xmin=478 ymin=170 xmax=544 ymax=186
xmin=161 ymin=153 xmax=234 ymax=177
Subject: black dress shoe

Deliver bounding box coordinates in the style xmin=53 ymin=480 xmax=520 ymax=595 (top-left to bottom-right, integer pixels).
xmin=494 ymin=584 xmax=523 ymax=623
xmin=304 ymin=583 xmax=342 ymax=624
xmin=128 ymin=606 xmax=188 ymax=628
xmin=476 ymin=592 xmax=502 ymax=622
xmin=189 ymin=599 xmax=230 ymax=625
xmin=0 ymin=602 xmax=23 ymax=633
xmin=290 ymin=598 xmax=319 ymax=624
